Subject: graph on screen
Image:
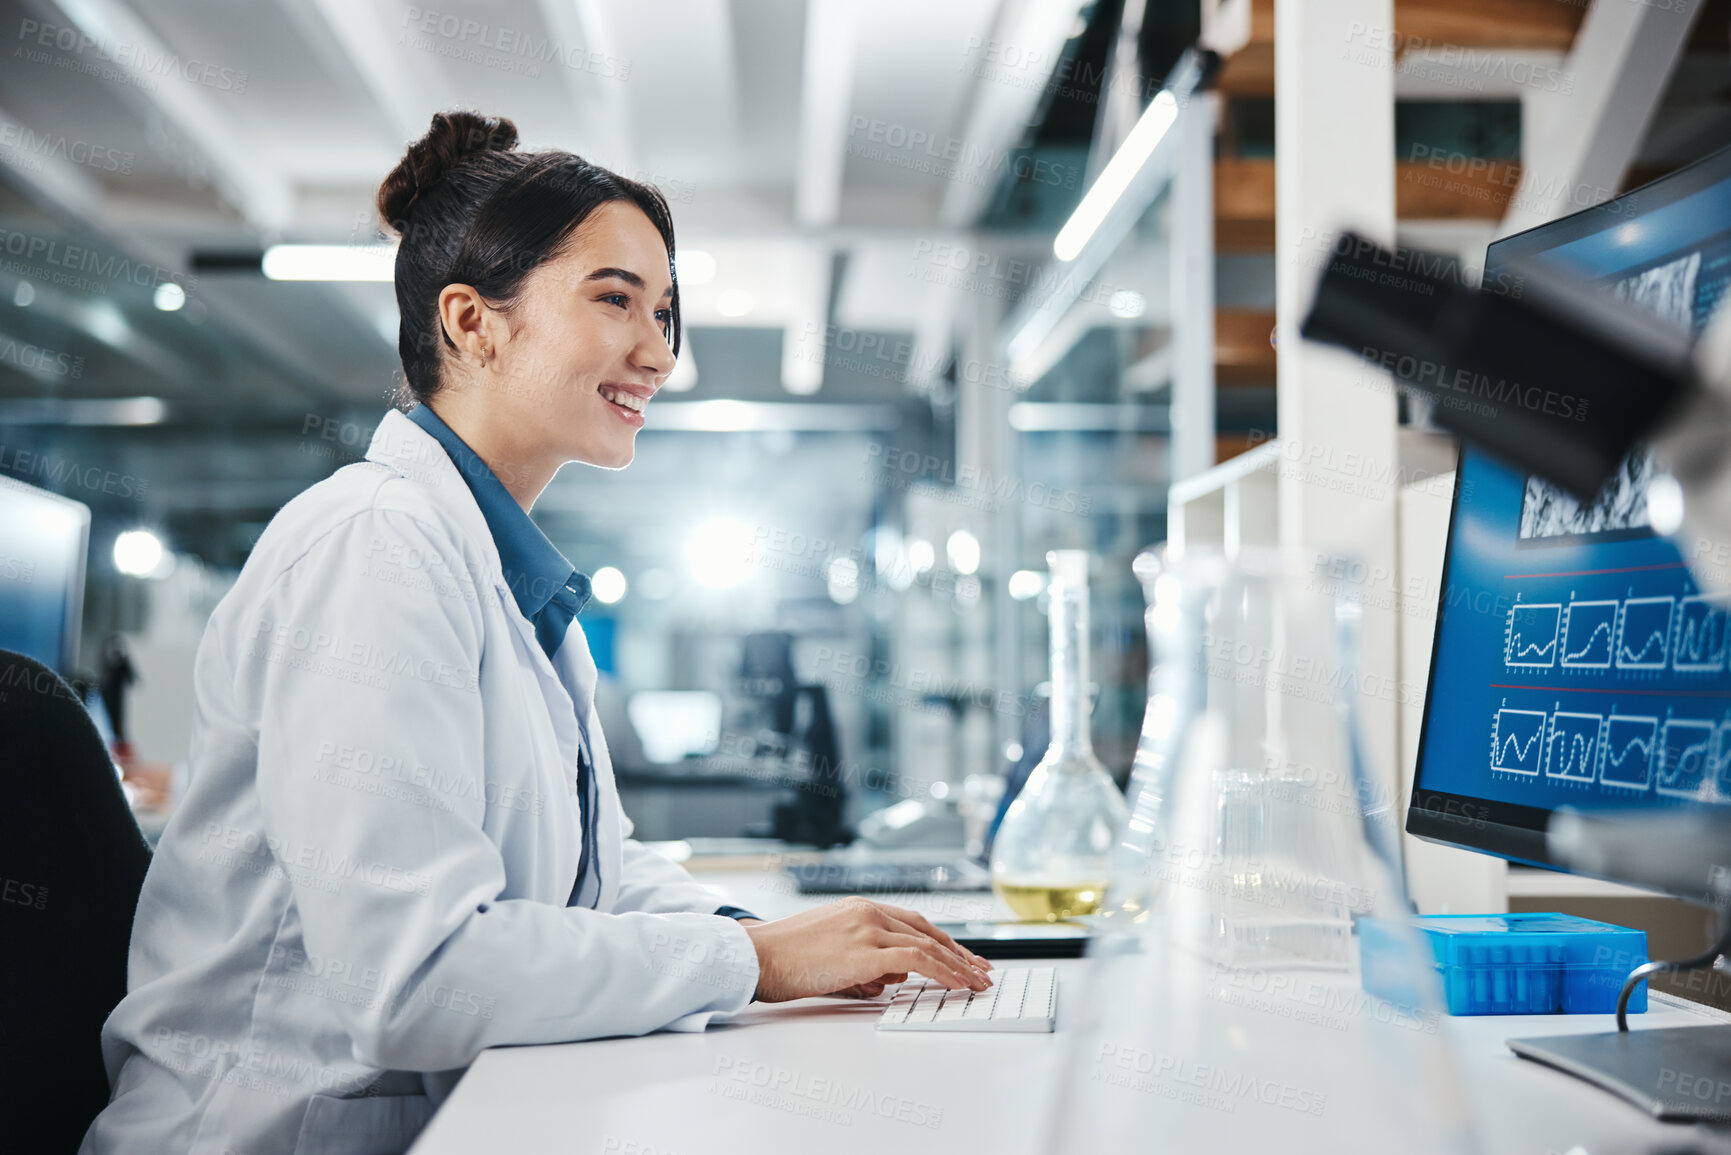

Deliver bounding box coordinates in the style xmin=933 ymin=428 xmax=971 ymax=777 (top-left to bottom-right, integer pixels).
xmin=1481 ymin=560 xmax=1731 ymax=806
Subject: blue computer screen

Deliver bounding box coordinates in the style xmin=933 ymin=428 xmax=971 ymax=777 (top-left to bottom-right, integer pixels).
xmin=1416 ymin=149 xmax=1731 ymax=823
xmin=0 ymin=477 xmax=89 ymax=673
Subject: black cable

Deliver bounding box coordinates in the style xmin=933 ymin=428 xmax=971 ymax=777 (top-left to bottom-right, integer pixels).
xmin=1616 ymin=911 xmax=1731 ymax=1031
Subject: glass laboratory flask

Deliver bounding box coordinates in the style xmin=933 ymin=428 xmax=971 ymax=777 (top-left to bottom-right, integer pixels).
xmin=1044 ymin=548 xmax=1477 ymax=1155
xmin=990 ymin=550 xmax=1128 ymax=922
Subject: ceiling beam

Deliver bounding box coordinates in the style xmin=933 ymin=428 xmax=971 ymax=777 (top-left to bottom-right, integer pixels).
xmin=540 ymin=0 xmax=637 ymax=169
xmin=279 ymin=0 xmax=443 ymax=146
xmin=43 ymin=0 xmax=293 ymax=229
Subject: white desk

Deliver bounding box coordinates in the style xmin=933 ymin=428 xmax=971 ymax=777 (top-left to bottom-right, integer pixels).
xmin=411 ymin=864 xmax=1731 ymax=1155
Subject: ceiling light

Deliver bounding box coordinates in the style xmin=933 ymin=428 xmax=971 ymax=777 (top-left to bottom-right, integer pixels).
xmin=716 ymin=288 xmax=754 ymax=318
xmin=262 ymin=244 xmax=397 ymax=282
xmin=826 ymin=556 xmax=859 ymax=604
xmin=1108 ymin=289 xmax=1145 ymax=319
xmin=1054 ymin=90 xmax=1178 ymax=262
xmin=676 ymin=249 xmax=717 ymax=285
xmin=688 ymin=518 xmax=755 ymax=587
xmin=153 ymin=282 xmax=186 ymax=311
xmin=591 ymin=566 xmax=627 ymax=604
xmin=946 ymin=529 xmax=981 ymax=576
xmin=114 ymin=529 xmax=166 ymax=578
xmin=1008 ymin=569 xmax=1044 ymax=600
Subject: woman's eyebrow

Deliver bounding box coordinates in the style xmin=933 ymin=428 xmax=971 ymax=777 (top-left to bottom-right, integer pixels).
xmin=583 ymin=266 xmax=675 ymax=298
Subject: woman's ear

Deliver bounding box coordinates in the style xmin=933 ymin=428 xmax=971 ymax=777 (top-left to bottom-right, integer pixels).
xmin=436 ymin=283 xmax=497 ymax=365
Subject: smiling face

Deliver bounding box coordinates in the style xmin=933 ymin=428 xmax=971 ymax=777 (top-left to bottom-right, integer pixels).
xmin=483 ymin=199 xmax=677 ymax=473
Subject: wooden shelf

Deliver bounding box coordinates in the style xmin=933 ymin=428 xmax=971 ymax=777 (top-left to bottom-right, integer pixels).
xmin=1214 ymin=157 xmax=1276 ymax=252
xmin=1394 ymin=0 xmax=1583 ymax=51
xmin=1215 ymin=308 xmax=1277 ymax=383
xmin=1396 ymin=159 xmax=1520 ymax=220
xmin=1210 ymin=0 xmax=1584 ymax=95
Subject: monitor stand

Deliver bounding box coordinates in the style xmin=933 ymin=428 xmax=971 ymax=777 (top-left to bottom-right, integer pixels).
xmin=1508 ymin=1027 xmax=1731 ymax=1122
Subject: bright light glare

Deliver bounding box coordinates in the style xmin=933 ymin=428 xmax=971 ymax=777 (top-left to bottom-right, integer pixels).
xmin=946 ymin=529 xmax=981 ymax=576
xmin=591 ymin=566 xmax=627 ymax=604
xmin=1647 ymin=473 xmax=1685 ymax=536
xmin=907 ymin=538 xmax=935 ymax=574
xmin=153 ymin=282 xmax=186 ymax=311
xmin=688 ymin=519 xmax=755 ymax=587
xmin=1008 ymin=569 xmax=1044 ymax=600
xmin=1054 ymin=90 xmax=1178 ymax=262
xmin=114 ymin=529 xmax=165 ymax=577
xmin=262 ymin=244 xmax=397 ymax=282
xmin=716 ymin=288 xmax=754 ymax=317
xmin=1108 ymin=289 xmax=1145 ymax=319
xmin=676 ymin=250 xmax=717 ymax=285
xmin=826 ymin=556 xmax=859 ymax=605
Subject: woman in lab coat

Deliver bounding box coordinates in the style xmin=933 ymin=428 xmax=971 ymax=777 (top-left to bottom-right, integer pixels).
xmin=80 ymin=111 xmax=993 ymax=1155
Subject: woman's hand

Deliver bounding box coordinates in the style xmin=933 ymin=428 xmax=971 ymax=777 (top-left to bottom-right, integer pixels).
xmin=742 ymin=897 xmax=993 ymax=1003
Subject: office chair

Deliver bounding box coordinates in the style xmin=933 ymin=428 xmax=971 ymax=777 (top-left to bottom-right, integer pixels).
xmin=0 ymin=649 xmax=152 ymax=1153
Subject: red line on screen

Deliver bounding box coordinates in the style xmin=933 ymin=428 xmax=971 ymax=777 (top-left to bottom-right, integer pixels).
xmin=1501 ymin=562 xmax=1691 ymax=580
xmin=1488 ymin=683 xmax=1731 ymax=699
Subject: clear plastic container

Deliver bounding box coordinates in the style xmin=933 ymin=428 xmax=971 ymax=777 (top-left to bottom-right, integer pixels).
xmin=1361 ymin=912 xmax=1648 ymax=1016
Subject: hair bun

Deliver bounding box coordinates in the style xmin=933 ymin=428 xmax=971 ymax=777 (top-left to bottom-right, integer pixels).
xmin=377 ymin=111 xmax=519 ymax=232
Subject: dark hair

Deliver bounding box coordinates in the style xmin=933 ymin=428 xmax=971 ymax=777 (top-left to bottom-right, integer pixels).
xmin=376 ymin=110 xmax=682 ymax=406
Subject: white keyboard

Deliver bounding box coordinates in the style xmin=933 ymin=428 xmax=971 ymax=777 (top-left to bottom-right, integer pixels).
xmin=875 ymin=966 xmax=1056 ymax=1032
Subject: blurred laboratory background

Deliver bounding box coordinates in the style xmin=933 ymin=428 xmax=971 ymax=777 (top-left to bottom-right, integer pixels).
xmin=0 ymin=0 xmax=1724 ymax=854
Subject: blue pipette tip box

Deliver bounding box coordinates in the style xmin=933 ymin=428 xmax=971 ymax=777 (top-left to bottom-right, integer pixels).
xmin=1360 ymin=912 xmax=1648 ymax=1016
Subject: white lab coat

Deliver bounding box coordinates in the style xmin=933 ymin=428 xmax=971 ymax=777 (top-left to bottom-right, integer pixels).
xmin=80 ymin=408 xmax=760 ymax=1155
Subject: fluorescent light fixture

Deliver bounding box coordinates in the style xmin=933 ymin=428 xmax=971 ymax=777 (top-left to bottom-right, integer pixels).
xmin=591 ymin=566 xmax=627 ymax=604
xmin=688 ymin=399 xmax=754 ymax=431
xmin=1053 ymin=90 xmax=1179 ymax=262
xmin=676 ymin=249 xmax=717 ymax=285
xmin=647 ymin=401 xmax=901 ymax=432
xmin=688 ymin=519 xmax=756 ymax=588
xmin=716 ymin=288 xmax=754 ymax=317
xmin=262 ymin=244 xmax=397 ymax=282
xmin=153 ymin=282 xmax=186 ymax=311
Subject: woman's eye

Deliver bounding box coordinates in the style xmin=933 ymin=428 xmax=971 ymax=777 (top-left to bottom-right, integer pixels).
xmin=655 ymin=309 xmax=672 ymax=324
xmin=602 ymin=293 xmax=629 ymax=308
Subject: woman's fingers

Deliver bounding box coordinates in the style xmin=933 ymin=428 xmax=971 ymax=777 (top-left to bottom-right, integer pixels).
xmin=880 ymin=934 xmax=989 ymax=990
xmin=872 ymin=902 xmax=992 ymax=971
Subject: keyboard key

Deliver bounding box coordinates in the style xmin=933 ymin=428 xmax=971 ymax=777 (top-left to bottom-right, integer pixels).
xmin=876 ymin=968 xmax=1056 ymax=1033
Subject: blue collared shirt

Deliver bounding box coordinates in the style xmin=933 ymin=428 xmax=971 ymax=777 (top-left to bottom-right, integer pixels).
xmin=407 ymin=403 xmax=759 ymax=923
xmin=408 ymin=403 xmax=589 ymax=664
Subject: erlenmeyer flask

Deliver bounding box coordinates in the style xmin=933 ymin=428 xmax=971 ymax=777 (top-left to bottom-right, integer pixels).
xmin=990 ymin=550 xmax=1128 ymax=921
xmin=1048 ymin=548 xmax=1477 ymax=1154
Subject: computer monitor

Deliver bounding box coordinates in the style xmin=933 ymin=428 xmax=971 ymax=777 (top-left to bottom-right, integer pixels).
xmin=1409 ymin=145 xmax=1731 ymax=886
xmin=0 ymin=475 xmax=90 ymax=675
xmin=627 ymin=690 xmax=724 ymax=763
